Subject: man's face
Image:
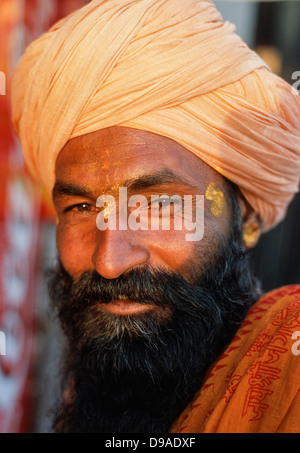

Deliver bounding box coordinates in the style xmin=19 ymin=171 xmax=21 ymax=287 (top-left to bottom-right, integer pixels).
xmin=54 ymin=126 xmax=232 ymax=290
xmin=51 ymin=126 xmax=256 ymax=433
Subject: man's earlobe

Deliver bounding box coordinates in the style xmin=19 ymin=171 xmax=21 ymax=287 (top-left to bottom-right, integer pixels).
xmin=242 ymin=219 xmax=262 ymax=248
xmin=236 ymin=191 xmax=262 ymax=249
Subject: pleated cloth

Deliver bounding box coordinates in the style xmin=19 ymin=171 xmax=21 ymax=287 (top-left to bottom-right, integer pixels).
xmin=11 ymin=0 xmax=300 ymax=230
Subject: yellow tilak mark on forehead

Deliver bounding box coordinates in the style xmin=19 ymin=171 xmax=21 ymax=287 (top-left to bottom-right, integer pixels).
xmin=205 ymin=182 xmax=225 ymax=217
xmin=103 ymin=200 xmax=115 ymax=221
xmin=86 ymin=162 xmax=99 ymax=172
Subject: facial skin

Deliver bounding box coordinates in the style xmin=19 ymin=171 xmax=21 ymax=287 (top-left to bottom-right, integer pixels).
xmin=51 ymin=126 xmax=262 ymax=433
xmin=54 ymin=126 xmax=233 ymax=285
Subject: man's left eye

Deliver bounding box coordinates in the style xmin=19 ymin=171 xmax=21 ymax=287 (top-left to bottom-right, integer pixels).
xmin=150 ymin=196 xmax=182 ymax=210
xmin=150 ymin=197 xmax=175 ymax=207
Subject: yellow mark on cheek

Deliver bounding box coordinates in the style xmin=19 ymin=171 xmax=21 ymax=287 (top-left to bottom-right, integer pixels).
xmin=205 ymin=182 xmax=225 ymax=217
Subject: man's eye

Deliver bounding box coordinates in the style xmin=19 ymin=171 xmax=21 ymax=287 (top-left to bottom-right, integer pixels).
xmin=77 ymin=203 xmax=93 ymax=212
xmin=150 ymin=197 xmax=181 ymax=209
xmin=152 ymin=198 xmax=169 ymax=207
xmin=65 ymin=203 xmax=97 ymax=213
xmin=150 ymin=197 xmax=170 ymax=208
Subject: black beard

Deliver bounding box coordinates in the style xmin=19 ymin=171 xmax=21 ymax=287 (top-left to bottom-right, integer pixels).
xmin=48 ymin=231 xmax=261 ymax=433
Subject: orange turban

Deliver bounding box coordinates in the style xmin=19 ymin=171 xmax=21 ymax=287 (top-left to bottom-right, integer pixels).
xmin=11 ymin=0 xmax=300 ymax=230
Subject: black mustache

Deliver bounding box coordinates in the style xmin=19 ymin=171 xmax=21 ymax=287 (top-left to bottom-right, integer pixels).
xmin=49 ymin=264 xmax=223 ymax=321
xmin=78 ymin=267 xmax=170 ymax=305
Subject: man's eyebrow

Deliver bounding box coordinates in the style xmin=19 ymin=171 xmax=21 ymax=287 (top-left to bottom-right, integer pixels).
xmin=124 ymin=169 xmax=196 ymax=192
xmin=52 ymin=182 xmax=95 ymax=201
xmin=52 ymin=169 xmax=196 ymax=201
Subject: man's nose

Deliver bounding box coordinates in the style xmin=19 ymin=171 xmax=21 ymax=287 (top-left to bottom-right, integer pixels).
xmin=91 ymin=228 xmax=150 ymax=279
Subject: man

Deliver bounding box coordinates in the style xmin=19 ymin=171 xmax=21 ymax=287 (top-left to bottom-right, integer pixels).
xmin=11 ymin=0 xmax=300 ymax=433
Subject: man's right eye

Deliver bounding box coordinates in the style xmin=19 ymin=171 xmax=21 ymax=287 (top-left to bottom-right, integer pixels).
xmin=64 ymin=203 xmax=98 ymax=214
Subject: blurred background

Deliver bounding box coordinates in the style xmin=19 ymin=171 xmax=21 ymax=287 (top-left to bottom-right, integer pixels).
xmin=0 ymin=0 xmax=299 ymax=433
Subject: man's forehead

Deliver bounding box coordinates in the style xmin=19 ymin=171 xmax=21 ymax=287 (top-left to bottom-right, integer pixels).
xmin=55 ymin=126 xmax=228 ymax=194
xmin=58 ymin=126 xmax=186 ymax=162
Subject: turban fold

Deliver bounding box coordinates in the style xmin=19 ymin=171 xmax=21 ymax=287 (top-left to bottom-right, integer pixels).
xmin=11 ymin=0 xmax=300 ymax=230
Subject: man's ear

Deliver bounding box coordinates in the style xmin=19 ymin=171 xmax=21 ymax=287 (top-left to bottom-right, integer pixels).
xmin=236 ymin=191 xmax=262 ymax=249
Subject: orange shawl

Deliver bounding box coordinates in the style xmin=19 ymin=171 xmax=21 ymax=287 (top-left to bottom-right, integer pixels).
xmin=171 ymin=285 xmax=300 ymax=433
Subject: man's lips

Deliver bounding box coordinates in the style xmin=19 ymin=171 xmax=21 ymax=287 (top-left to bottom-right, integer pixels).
xmin=101 ymin=299 xmax=155 ymax=315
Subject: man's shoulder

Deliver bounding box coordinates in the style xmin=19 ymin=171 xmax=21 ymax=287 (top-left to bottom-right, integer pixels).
xmin=231 ymin=284 xmax=300 ymax=361
xmin=171 ymin=284 xmax=300 ymax=433
xmin=242 ymin=284 xmax=300 ymax=335
xmin=252 ymin=284 xmax=300 ymax=309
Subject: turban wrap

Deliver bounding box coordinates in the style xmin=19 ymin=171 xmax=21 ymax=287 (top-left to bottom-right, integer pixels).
xmin=11 ymin=0 xmax=300 ymax=230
